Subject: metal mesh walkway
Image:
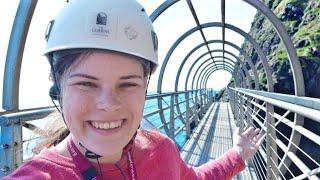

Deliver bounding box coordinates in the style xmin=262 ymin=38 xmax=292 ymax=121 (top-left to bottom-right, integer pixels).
xmin=180 ymin=102 xmax=257 ymax=179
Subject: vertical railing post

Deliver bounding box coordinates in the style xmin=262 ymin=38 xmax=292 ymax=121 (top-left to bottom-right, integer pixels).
xmin=205 ymin=89 xmax=208 ymax=110
xmin=241 ymin=94 xmax=247 ymax=127
xmin=246 ymin=96 xmax=253 ymax=126
xmin=234 ymin=91 xmax=239 ymax=123
xmin=266 ymin=103 xmax=277 ymax=179
xmin=185 ymin=92 xmax=191 ymax=138
xmin=239 ymin=92 xmax=246 ymax=128
xmin=195 ymin=90 xmax=200 ymax=121
xmin=211 ymin=89 xmax=214 ymax=102
xmin=232 ymin=89 xmax=235 ymax=112
xmin=206 ymin=89 xmax=209 ymax=107
xmin=246 ymin=95 xmax=255 ymax=169
xmin=202 ymin=89 xmax=206 ymax=109
xmin=238 ymin=92 xmax=243 ymax=127
xmin=0 ymin=121 xmax=23 ymax=177
xmin=202 ymin=89 xmax=205 ymax=115
xmin=193 ymin=96 xmax=199 ymax=126
xmin=203 ymin=89 xmax=206 ymax=107
xmin=206 ymin=89 xmax=209 ymax=103
xmin=200 ymin=89 xmax=204 ymax=115
xmin=169 ymin=94 xmax=175 ymax=139
xmin=191 ymin=91 xmax=199 ymax=126
xmin=206 ymin=89 xmax=209 ymax=110
xmin=231 ymin=89 xmax=234 ymax=111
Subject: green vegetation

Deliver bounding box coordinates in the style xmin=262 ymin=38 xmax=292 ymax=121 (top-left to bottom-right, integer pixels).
xmin=243 ymin=0 xmax=320 ymax=94
xmin=274 ymin=49 xmax=288 ymax=61
xmin=295 ymin=22 xmax=320 ymax=40
xmin=275 ymin=0 xmax=309 ymax=13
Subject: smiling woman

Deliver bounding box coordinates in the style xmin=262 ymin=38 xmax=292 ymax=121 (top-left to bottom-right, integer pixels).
xmin=2 ymin=0 xmax=263 ymax=179
xmin=55 ymin=50 xmax=150 ymax=164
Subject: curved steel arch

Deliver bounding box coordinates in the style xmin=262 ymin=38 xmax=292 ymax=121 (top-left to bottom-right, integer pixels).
xmin=184 ymin=40 xmax=258 ymax=92
xmin=191 ymin=54 xmax=250 ymax=90
xmin=191 ymin=61 xmax=234 ymax=108
xmin=150 ymin=0 xmax=177 ymax=21
xmin=151 ymin=21 xmax=273 ymax=146
xmin=150 ymin=0 xmax=304 ymax=95
xmin=197 ymin=63 xmax=233 ymax=102
xmin=204 ymin=63 xmax=250 ymax=90
xmin=204 ymin=70 xmax=232 ymax=90
xmin=150 ymin=2 xmax=303 ymax=174
xmin=174 ymin=53 xmax=238 ymax=121
xmin=197 ymin=63 xmax=238 ymax=90
xmin=195 ymin=63 xmax=237 ymax=90
xmin=233 ymin=66 xmax=241 ymax=88
xmin=174 ymin=48 xmax=252 ymax=91
xmin=3 ymin=1 xmax=37 ymax=110
xmin=204 ymin=68 xmax=235 ymax=89
xmin=200 ymin=64 xmax=235 ymax=89
xmin=223 ymin=23 xmax=273 ymax=91
xmin=202 ymin=63 xmax=247 ymax=90
xmin=190 ymin=58 xmax=236 ymax=91
xmin=156 ymin=22 xmax=272 ymax=94
xmin=243 ymin=0 xmax=304 ymax=95
xmin=243 ymin=0 xmax=305 ymax=173
xmin=181 ymin=55 xmax=237 ymax=104
xmin=194 ymin=59 xmax=243 ymax=90
xmin=173 ymin=41 xmax=257 ymax=92
xmin=203 ymin=67 xmax=235 ymax=90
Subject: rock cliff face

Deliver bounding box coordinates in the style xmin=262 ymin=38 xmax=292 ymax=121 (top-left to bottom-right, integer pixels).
xmin=239 ymin=1 xmax=320 ymax=178
xmin=241 ymin=0 xmax=320 ymax=97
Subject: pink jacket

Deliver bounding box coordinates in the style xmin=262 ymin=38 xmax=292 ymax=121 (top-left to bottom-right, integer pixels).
xmin=3 ymin=130 xmax=245 ymax=180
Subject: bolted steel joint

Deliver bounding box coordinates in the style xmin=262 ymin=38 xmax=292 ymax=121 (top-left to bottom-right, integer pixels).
xmin=1 ymin=166 xmax=10 ymax=173
xmin=1 ymin=144 xmax=10 ymax=149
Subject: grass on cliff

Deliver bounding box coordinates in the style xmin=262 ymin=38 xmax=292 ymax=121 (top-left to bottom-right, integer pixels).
xmin=274 ymin=0 xmax=320 ymax=62
xmin=274 ymin=0 xmax=309 ymax=14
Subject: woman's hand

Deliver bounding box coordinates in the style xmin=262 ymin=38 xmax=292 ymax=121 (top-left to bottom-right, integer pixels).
xmin=233 ymin=126 xmax=265 ymax=161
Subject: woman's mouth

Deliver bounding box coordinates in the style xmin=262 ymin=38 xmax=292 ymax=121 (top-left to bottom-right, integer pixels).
xmin=89 ymin=119 xmax=124 ymax=130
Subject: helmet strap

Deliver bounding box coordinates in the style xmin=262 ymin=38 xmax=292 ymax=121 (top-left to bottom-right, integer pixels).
xmin=145 ymin=71 xmax=152 ymax=95
xmin=48 ymin=56 xmax=68 ymax=126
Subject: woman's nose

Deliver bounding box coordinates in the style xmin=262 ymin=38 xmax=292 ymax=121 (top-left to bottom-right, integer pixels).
xmin=96 ymin=89 xmax=121 ymax=111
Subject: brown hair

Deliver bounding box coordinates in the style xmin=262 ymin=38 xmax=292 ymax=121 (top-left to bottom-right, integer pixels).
xmin=32 ymin=49 xmax=151 ymax=153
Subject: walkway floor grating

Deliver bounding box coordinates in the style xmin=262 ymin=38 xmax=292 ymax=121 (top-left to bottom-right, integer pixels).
xmin=180 ymin=102 xmax=258 ymax=180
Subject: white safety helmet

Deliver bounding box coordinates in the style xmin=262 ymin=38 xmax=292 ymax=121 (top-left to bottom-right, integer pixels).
xmin=44 ymin=0 xmax=158 ymax=72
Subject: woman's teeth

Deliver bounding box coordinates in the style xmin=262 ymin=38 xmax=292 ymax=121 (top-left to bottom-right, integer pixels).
xmin=91 ymin=120 xmax=123 ymax=130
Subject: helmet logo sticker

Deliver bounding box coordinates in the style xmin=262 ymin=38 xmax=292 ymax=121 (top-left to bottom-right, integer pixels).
xmin=96 ymin=12 xmax=107 ymax=25
xmin=151 ymin=31 xmax=158 ymax=52
xmin=124 ymin=26 xmax=138 ymax=40
xmin=89 ymin=12 xmax=111 ymax=37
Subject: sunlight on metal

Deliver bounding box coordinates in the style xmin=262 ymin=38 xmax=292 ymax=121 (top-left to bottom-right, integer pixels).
xmin=3 ymin=0 xmax=37 ymax=111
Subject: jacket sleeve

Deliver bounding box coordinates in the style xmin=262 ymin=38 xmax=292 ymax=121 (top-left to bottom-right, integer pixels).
xmin=1 ymin=160 xmax=51 ymax=180
xmin=173 ymin=142 xmax=246 ymax=180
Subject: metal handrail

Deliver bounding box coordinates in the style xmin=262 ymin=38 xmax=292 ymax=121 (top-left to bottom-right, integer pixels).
xmin=228 ymin=87 xmax=320 ymax=179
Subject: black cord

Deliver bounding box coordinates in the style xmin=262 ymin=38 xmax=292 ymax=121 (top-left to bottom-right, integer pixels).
xmin=51 ymin=98 xmax=61 ymax=113
xmin=115 ymin=163 xmax=126 ymax=180
xmin=48 ymin=57 xmax=69 ymax=126
xmin=96 ymin=158 xmax=104 ymax=180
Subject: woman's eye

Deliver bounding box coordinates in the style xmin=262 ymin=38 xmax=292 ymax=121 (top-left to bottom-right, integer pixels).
xmin=74 ymin=82 xmax=97 ymax=89
xmin=119 ymin=83 xmax=139 ymax=88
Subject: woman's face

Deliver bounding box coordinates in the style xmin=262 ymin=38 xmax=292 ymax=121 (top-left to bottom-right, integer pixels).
xmin=61 ymin=51 xmax=146 ymax=156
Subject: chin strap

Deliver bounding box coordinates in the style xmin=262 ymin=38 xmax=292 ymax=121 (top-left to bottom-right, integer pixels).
xmin=78 ymin=142 xmax=102 ymax=159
